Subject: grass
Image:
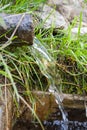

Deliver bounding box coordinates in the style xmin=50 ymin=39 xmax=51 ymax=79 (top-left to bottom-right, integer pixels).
xmin=0 ymin=46 xmax=46 ymax=129
xmin=0 ymin=0 xmax=87 ymax=129
xmin=0 ymin=0 xmax=46 ymax=13
xmin=33 ymin=12 xmax=87 ymax=94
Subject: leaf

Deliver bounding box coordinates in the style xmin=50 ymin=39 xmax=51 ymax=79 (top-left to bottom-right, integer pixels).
xmin=0 ymin=54 xmax=19 ymax=101
xmin=0 ymin=3 xmax=11 ymax=11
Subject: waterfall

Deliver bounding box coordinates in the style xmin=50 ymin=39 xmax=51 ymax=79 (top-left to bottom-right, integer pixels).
xmin=30 ymin=37 xmax=68 ymax=130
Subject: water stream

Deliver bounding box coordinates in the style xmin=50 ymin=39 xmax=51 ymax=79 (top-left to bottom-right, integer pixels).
xmin=30 ymin=37 xmax=68 ymax=130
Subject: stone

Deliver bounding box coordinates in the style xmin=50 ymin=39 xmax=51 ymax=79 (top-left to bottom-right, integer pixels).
xmin=72 ymin=27 xmax=87 ymax=35
xmin=47 ymin=0 xmax=62 ymax=5
xmin=0 ymin=88 xmax=13 ymax=130
xmin=47 ymin=0 xmax=87 ymax=27
xmin=34 ymin=4 xmax=68 ymax=29
xmin=0 ymin=13 xmax=34 ymax=46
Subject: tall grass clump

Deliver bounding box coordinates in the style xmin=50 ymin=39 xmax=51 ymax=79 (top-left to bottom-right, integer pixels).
xmin=43 ymin=21 xmax=87 ymax=94
xmin=34 ymin=12 xmax=87 ymax=95
xmin=0 ymin=45 xmax=46 ymax=129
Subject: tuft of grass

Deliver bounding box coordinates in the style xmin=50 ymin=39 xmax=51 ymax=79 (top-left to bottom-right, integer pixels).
xmin=0 ymin=0 xmax=46 ymax=13
xmin=33 ymin=12 xmax=87 ymax=94
xmin=0 ymin=45 xmax=45 ymax=129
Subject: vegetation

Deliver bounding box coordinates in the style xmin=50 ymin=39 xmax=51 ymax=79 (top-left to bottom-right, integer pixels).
xmin=0 ymin=0 xmax=87 ymax=129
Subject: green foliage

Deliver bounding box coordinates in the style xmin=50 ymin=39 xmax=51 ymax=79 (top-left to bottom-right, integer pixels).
xmin=34 ymin=14 xmax=87 ymax=94
xmin=84 ymin=0 xmax=87 ymax=3
xmin=0 ymin=0 xmax=46 ymax=13
xmin=0 ymin=46 xmax=45 ymax=129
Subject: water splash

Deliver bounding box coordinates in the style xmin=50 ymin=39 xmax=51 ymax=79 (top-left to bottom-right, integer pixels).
xmin=30 ymin=37 xmax=68 ymax=129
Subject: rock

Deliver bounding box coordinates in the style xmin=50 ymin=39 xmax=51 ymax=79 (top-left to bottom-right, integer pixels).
xmin=56 ymin=5 xmax=79 ymax=23
xmin=0 ymin=88 xmax=13 ymax=130
xmin=0 ymin=100 xmax=5 ymax=130
xmin=13 ymin=91 xmax=87 ymax=122
xmin=47 ymin=0 xmax=87 ymax=27
xmin=72 ymin=27 xmax=87 ymax=35
xmin=0 ymin=13 xmax=34 ymax=46
xmin=47 ymin=0 xmax=62 ymax=5
xmin=47 ymin=0 xmax=84 ymax=7
xmin=34 ymin=4 xmax=68 ymax=29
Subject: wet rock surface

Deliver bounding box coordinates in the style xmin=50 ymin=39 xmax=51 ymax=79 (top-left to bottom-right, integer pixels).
xmin=12 ymin=104 xmax=87 ymax=130
xmin=43 ymin=120 xmax=87 ymax=130
xmin=13 ymin=120 xmax=87 ymax=130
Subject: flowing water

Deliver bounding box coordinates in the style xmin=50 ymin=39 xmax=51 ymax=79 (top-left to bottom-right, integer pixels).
xmin=30 ymin=37 xmax=68 ymax=130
